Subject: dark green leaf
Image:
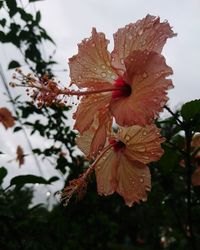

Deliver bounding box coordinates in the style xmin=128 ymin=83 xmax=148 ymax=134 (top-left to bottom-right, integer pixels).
xmin=181 ymin=99 xmax=200 ymax=121
xmin=35 ymin=11 xmax=41 ymax=23
xmin=6 ymin=0 xmax=17 ymax=17
xmin=0 ymin=167 xmax=8 ymax=185
xmin=29 ymin=0 xmax=43 ymax=2
xmin=13 ymin=126 xmax=22 ymax=132
xmin=0 ymin=18 xmax=6 ymax=27
xmin=8 ymin=60 xmax=21 ymax=69
xmin=10 ymin=174 xmax=59 ymax=188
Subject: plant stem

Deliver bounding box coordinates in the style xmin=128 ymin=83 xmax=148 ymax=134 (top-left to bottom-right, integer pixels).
xmin=164 ymin=105 xmax=183 ymax=126
xmin=184 ymin=128 xmax=196 ymax=250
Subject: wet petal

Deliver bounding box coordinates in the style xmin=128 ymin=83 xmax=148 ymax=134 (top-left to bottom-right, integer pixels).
xmin=73 ymin=93 xmax=111 ymax=133
xmin=110 ymin=50 xmax=173 ymax=126
xmin=76 ymin=112 xmax=112 ymax=158
xmin=95 ymin=148 xmax=118 ymax=196
xmin=116 ymin=155 xmax=151 ymax=207
xmin=69 ymin=28 xmax=118 ymax=89
xmin=0 ymin=107 xmax=15 ymax=129
xmin=117 ymin=125 xmax=164 ymax=164
xmin=111 ymin=14 xmax=176 ymax=74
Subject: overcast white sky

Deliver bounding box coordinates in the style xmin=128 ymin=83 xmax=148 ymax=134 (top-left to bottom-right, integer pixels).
xmin=0 ymin=0 xmax=200 ymax=204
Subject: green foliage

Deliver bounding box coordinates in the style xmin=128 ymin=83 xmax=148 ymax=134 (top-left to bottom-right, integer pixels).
xmin=0 ymin=167 xmax=7 ymax=185
xmin=181 ymin=99 xmax=200 ymax=132
xmin=9 ymin=174 xmax=59 ymax=188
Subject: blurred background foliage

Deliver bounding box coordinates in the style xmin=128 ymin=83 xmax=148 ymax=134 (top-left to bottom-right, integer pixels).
xmin=0 ymin=1 xmax=200 ymax=249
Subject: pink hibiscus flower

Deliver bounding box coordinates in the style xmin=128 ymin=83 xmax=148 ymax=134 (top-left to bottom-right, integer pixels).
xmin=64 ymin=124 xmax=164 ymax=207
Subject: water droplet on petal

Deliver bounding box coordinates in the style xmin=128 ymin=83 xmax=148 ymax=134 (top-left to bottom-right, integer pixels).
xmin=101 ymin=72 xmax=107 ymax=78
xmin=142 ymin=72 xmax=148 ymax=79
xmin=143 ymin=131 xmax=147 ymax=136
xmin=138 ymin=29 xmax=143 ymax=35
xmin=125 ymin=135 xmax=130 ymax=141
xmin=140 ymin=178 xmax=144 ymax=183
xmin=120 ymin=59 xmax=124 ymax=65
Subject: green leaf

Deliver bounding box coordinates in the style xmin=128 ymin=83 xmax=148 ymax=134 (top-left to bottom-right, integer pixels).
xmin=0 ymin=18 xmax=6 ymax=27
xmin=29 ymin=0 xmax=44 ymax=2
xmin=0 ymin=167 xmax=8 ymax=185
xmin=6 ymin=0 xmax=17 ymax=17
xmin=0 ymin=1 xmax=4 ymax=9
xmin=9 ymin=174 xmax=59 ymax=188
xmin=8 ymin=60 xmax=21 ymax=69
xmin=181 ymin=99 xmax=200 ymax=121
xmin=181 ymin=99 xmax=200 ymax=131
xmin=35 ymin=11 xmax=41 ymax=23
xmin=13 ymin=126 xmax=22 ymax=132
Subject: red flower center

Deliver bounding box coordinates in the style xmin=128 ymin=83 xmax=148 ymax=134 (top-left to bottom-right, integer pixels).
xmin=109 ymin=139 xmax=126 ymax=152
xmin=112 ymin=77 xmax=132 ymax=99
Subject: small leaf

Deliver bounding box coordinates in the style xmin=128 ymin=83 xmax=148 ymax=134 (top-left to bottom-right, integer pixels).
xmin=29 ymin=0 xmax=44 ymax=2
xmin=6 ymin=0 xmax=17 ymax=17
xmin=9 ymin=174 xmax=59 ymax=188
xmin=8 ymin=60 xmax=21 ymax=69
xmin=35 ymin=11 xmax=41 ymax=23
xmin=0 ymin=167 xmax=8 ymax=185
xmin=181 ymin=99 xmax=200 ymax=131
xmin=13 ymin=126 xmax=22 ymax=132
xmin=181 ymin=99 xmax=200 ymax=121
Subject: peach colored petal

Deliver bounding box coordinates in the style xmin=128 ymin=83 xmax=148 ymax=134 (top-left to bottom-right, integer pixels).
xmin=111 ymin=14 xmax=176 ymax=75
xmin=76 ymin=112 xmax=112 ymax=158
xmin=16 ymin=145 xmax=24 ymax=167
xmin=117 ymin=125 xmax=164 ymax=164
xmin=95 ymin=147 xmax=118 ymax=196
xmin=110 ymin=50 xmax=173 ymax=126
xmin=116 ymin=156 xmax=151 ymax=207
xmin=192 ymin=167 xmax=200 ymax=186
xmin=69 ymin=28 xmax=118 ymax=89
xmin=191 ymin=134 xmax=200 ymax=148
xmin=0 ymin=107 xmax=15 ymax=129
xmin=73 ymin=93 xmax=111 ymax=134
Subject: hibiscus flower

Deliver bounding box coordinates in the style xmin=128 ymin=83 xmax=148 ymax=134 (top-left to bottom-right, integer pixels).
xmin=0 ymin=107 xmax=15 ymax=129
xmin=69 ymin=15 xmax=175 ymax=138
xmin=75 ymin=124 xmax=164 ymax=207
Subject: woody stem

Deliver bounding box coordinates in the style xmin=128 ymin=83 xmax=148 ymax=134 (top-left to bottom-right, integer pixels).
xmin=184 ymin=128 xmax=196 ymax=250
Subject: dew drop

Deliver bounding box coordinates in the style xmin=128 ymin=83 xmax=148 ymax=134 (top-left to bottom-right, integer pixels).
xmin=142 ymin=72 xmax=148 ymax=79
xmin=138 ymin=29 xmax=143 ymax=35
xmin=143 ymin=131 xmax=147 ymax=136
xmin=101 ymin=72 xmax=107 ymax=78
xmin=125 ymin=135 xmax=130 ymax=141
xmin=120 ymin=59 xmax=124 ymax=65
xmin=140 ymin=178 xmax=144 ymax=183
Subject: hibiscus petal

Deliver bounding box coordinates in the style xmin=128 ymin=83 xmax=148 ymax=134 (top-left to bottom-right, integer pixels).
xmin=116 ymin=156 xmax=151 ymax=207
xmin=95 ymin=148 xmax=118 ymax=196
xmin=76 ymin=112 xmax=112 ymax=158
xmin=110 ymin=50 xmax=173 ymax=126
xmin=117 ymin=125 xmax=164 ymax=164
xmin=0 ymin=107 xmax=15 ymax=129
xmin=111 ymin=14 xmax=176 ymax=75
xmin=73 ymin=93 xmax=111 ymax=133
xmin=69 ymin=28 xmax=118 ymax=89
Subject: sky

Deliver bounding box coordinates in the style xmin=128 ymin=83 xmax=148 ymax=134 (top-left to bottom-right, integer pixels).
xmin=0 ymin=0 xmax=200 ymax=204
